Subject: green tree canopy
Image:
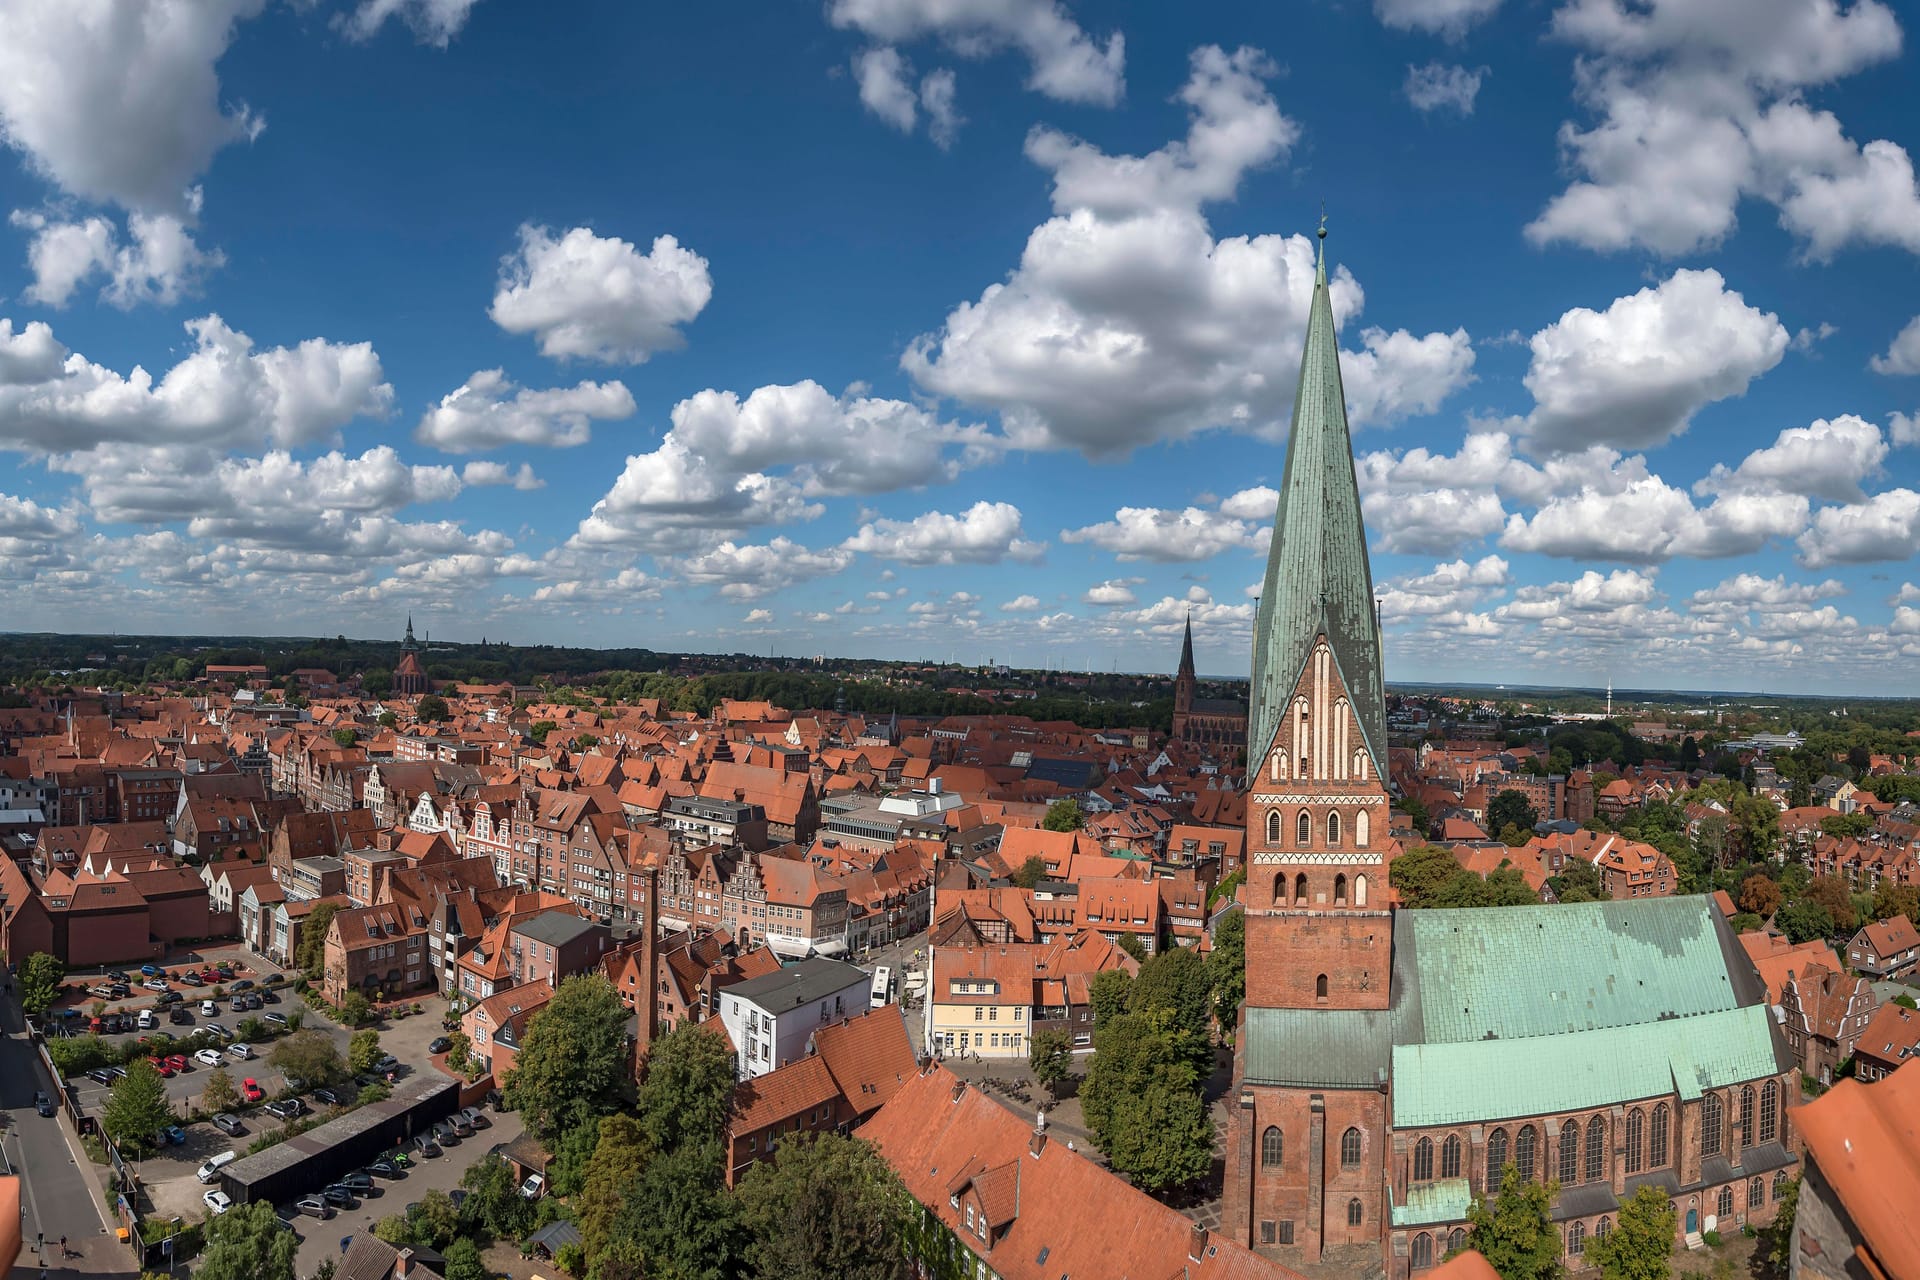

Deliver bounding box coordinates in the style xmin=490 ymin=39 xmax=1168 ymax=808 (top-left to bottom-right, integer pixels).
xmin=1028 ymin=1028 xmax=1073 ymax=1094
xmin=734 ymin=1133 xmax=912 ymax=1280
xmin=1080 ymin=1008 xmax=1212 ymax=1193
xmin=410 ymin=1189 xmax=461 ymax=1249
xmin=198 ymin=1200 xmax=298 ymax=1280
xmin=348 ymin=1028 xmax=383 ymax=1076
xmin=1089 ymin=968 xmax=1132 ymax=1032
xmin=1587 ymin=1184 xmax=1675 ymax=1280
xmin=609 ymin=1141 xmax=740 ymax=1280
xmin=1391 ymin=845 xmax=1469 ymax=909
xmin=1777 ymin=898 xmax=1835 ymax=944
xmin=442 ymin=1238 xmax=487 ymax=1280
xmin=637 ymin=1022 xmax=737 ymax=1156
xmin=103 ymin=1058 xmax=174 ymax=1152
xmin=1042 ymin=798 xmax=1084 ymax=832
xmin=1462 ymin=1163 xmax=1563 ymax=1280
xmin=269 ymin=1029 xmax=345 ymax=1086
xmin=1488 ymin=790 xmax=1540 ymax=837
xmin=201 ymin=1065 xmax=240 ymax=1115
xmin=1207 ymin=907 xmax=1246 ymax=1029
xmin=1873 ymin=880 xmax=1920 ymax=924
xmin=415 ymin=693 xmax=451 ymax=722
xmin=576 ymin=1114 xmax=653 ymax=1268
xmin=505 ymin=974 xmax=635 ymax=1144
xmin=1127 ymin=943 xmax=1214 ymax=1060
xmin=1820 ymin=813 xmax=1873 ymax=839
xmin=1546 ymin=857 xmax=1607 ymax=905
xmin=331 ymin=727 xmax=358 ymax=747
xmin=19 ymin=951 xmax=64 ymax=1017
xmin=1010 ymin=856 xmax=1048 ymax=890
xmin=294 ymin=901 xmax=341 ymax=973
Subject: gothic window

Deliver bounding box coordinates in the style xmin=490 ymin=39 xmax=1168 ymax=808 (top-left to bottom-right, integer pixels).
xmin=1441 ymin=1135 xmax=1462 ymax=1180
xmin=1414 ymin=1136 xmax=1434 ymax=1182
xmin=1515 ymin=1125 xmax=1538 ymax=1183
xmin=1356 ymin=810 xmax=1371 ymax=848
xmin=1487 ymin=1128 xmax=1508 ymax=1181
xmin=1273 ymin=873 xmax=1287 ymax=906
xmin=1773 ymin=1170 xmax=1789 ymax=1202
xmin=1625 ymin=1109 xmax=1644 ymax=1174
xmin=1701 ymin=1093 xmax=1724 ymax=1159
xmin=1559 ymin=1120 xmax=1579 ymax=1185
xmin=1355 ymin=873 xmax=1369 ymax=906
xmin=1316 ymin=973 xmax=1330 ymax=1002
xmin=1267 ymin=810 xmax=1282 ymax=846
xmin=1342 ymin=1127 xmax=1362 ymax=1168
xmin=1356 ymin=751 xmax=1370 ymax=780
xmin=1760 ymin=1080 xmax=1779 ymax=1145
xmin=1596 ymin=1218 xmax=1611 ymax=1244
xmin=1650 ymin=1104 xmax=1670 ymax=1168
xmin=1748 ymin=1177 xmax=1764 ymax=1210
xmin=1328 ymin=811 xmax=1342 ymax=847
xmin=1567 ymin=1222 xmax=1585 ymax=1257
xmin=1271 ymin=752 xmax=1283 ymax=782
xmin=1586 ymin=1115 xmax=1605 ymax=1183
xmin=1717 ymin=1186 xmax=1734 ymax=1220
xmin=1334 ymin=873 xmax=1348 ymax=906
xmin=1262 ymin=1126 xmax=1284 ymax=1169
xmin=1739 ymin=1085 xmax=1755 ymax=1149
xmin=1448 ymin=1229 xmax=1467 ymax=1256
xmin=1295 ymin=873 xmax=1309 ymax=904
xmin=1298 ymin=810 xmax=1312 ymax=846
xmin=1411 ymin=1234 xmax=1434 ymax=1271
xmin=1348 ymin=1198 xmax=1364 ymax=1227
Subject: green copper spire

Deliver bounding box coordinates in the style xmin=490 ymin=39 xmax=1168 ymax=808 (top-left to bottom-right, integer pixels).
xmin=1247 ymin=221 xmax=1387 ymax=778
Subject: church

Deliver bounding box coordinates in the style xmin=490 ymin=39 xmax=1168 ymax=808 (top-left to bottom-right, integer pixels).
xmin=1222 ymin=227 xmax=1797 ymax=1277
xmin=1172 ymin=614 xmax=1249 ymax=752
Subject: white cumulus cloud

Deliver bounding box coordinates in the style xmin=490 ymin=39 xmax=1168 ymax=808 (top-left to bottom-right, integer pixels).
xmin=490 ymin=224 xmax=713 ymax=365
xmin=415 ymin=370 xmax=636 ymax=452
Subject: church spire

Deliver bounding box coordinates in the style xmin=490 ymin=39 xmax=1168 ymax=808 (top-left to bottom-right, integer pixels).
xmin=1247 ymin=218 xmax=1386 ymax=779
xmin=1178 ymin=611 xmax=1195 ymax=679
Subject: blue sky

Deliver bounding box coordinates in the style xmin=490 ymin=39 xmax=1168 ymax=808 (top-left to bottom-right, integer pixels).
xmin=2 ymin=0 xmax=1919 ymax=694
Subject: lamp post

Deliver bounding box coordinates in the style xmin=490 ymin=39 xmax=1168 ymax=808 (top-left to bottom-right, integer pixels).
xmin=165 ymin=1214 xmax=183 ymax=1280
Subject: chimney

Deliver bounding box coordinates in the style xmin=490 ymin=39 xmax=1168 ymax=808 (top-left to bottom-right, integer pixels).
xmin=1188 ymin=1223 xmax=1208 ymax=1262
xmin=951 ymin=1079 xmax=967 ymax=1104
xmin=1029 ymin=1125 xmax=1047 ymax=1159
xmin=395 ymin=1248 xmax=414 ymax=1279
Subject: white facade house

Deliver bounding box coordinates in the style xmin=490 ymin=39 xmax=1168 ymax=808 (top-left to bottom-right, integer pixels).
xmin=716 ymin=957 xmax=870 ymax=1079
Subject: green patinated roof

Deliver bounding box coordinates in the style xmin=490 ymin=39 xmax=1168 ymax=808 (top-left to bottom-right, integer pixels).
xmin=1390 ymin=1004 xmax=1782 ymax=1128
xmin=1247 ymin=230 xmax=1387 ymax=776
xmin=1243 ymin=1006 xmax=1392 ymax=1089
xmin=1392 ymin=1178 xmax=1473 ymax=1228
xmin=1397 ymin=897 xmax=1753 ymax=1044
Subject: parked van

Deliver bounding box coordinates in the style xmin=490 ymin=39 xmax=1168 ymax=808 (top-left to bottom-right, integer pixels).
xmin=869 ymin=966 xmax=892 ymax=1009
xmin=196 ymin=1150 xmax=237 ymax=1184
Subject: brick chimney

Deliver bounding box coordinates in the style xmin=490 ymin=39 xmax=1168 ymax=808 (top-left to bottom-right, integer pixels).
xmin=633 ymin=864 xmax=660 ymax=1081
xmin=1188 ymin=1223 xmax=1208 ymax=1262
xmin=394 ymin=1247 xmax=414 ymax=1280
xmin=1028 ymin=1126 xmax=1047 ymax=1159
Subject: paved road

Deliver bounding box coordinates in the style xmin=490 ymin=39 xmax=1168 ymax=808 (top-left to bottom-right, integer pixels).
xmin=1 ymin=992 xmax=120 ymax=1276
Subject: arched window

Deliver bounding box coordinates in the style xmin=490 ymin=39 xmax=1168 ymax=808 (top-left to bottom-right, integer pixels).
xmin=1567 ymin=1221 xmax=1586 ymax=1257
xmin=1271 ymin=752 xmax=1283 ymax=782
xmin=1356 ymin=750 xmax=1370 ymax=781
xmin=1297 ymin=810 xmax=1312 ymax=846
xmin=1559 ymin=1120 xmax=1580 ymax=1185
xmin=1586 ymin=1115 xmax=1605 ymax=1183
xmin=1328 ymin=811 xmax=1342 ymax=847
xmin=1411 ymin=1233 xmax=1434 ymax=1271
xmin=1441 ymin=1134 xmax=1462 ymax=1180
xmin=1595 ymin=1218 xmax=1611 ymax=1244
xmin=1266 ymin=810 xmax=1281 ymax=846
xmin=1448 ymin=1229 xmax=1467 ymax=1257
xmin=1295 ymin=872 xmax=1309 ymax=904
xmin=1701 ymin=1093 xmax=1724 ymax=1159
xmin=1342 ymin=1127 xmax=1362 ymax=1168
xmin=1348 ymin=1198 xmax=1364 ymax=1227
xmin=1760 ymin=1080 xmax=1779 ymax=1145
xmin=1356 ymin=809 xmax=1371 ymax=848
xmin=1515 ymin=1125 xmax=1538 ymax=1183
xmin=1739 ymin=1085 xmax=1755 ymax=1149
xmin=1624 ymin=1109 xmax=1644 ymax=1174
xmin=1355 ymin=873 xmax=1369 ymax=906
xmin=1272 ymin=872 xmax=1286 ymax=906
xmin=1414 ymin=1136 xmax=1434 ymax=1182
xmin=1716 ymin=1186 xmax=1734 ymax=1220
xmin=1315 ymin=973 xmax=1330 ymax=1002
xmin=1261 ymin=1126 xmax=1284 ymax=1169
xmin=1773 ymin=1170 xmax=1789 ymax=1202
xmin=1748 ymin=1176 xmax=1764 ymax=1210
xmin=1650 ymin=1104 xmax=1670 ymax=1168
xmin=1487 ymin=1128 xmax=1508 ymax=1182
xmin=1334 ymin=873 xmax=1348 ymax=906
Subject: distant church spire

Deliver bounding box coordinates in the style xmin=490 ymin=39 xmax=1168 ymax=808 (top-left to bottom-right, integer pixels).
xmin=1174 ymin=611 xmax=1196 ymax=722
xmin=403 ymin=615 xmax=417 ymax=651
xmin=1178 ymin=611 xmax=1195 ymax=679
xmin=1247 ymin=217 xmax=1387 ymax=777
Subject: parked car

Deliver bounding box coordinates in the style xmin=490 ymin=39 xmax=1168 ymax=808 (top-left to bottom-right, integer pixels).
xmin=108 ymin=983 xmax=130 ymax=998
xmin=180 ymin=973 xmax=204 ymax=987
xmin=485 ymin=1088 xmax=505 ymax=1112
xmin=157 ymin=992 xmax=183 ymax=1005
xmin=107 ymin=969 xmax=130 ymax=982
xmin=241 ymin=1078 xmax=264 ymax=1102
xmin=230 ymin=997 xmax=247 ymax=1013
xmin=231 ymin=979 xmax=255 ymax=991
xmin=372 ymin=1054 xmax=399 ymax=1075
xmin=143 ymin=978 xmax=169 ymax=992
xmin=312 ymin=1087 xmax=342 ymax=1107
xmin=215 ymin=963 xmax=235 ymax=978
xmin=169 ymin=1007 xmax=194 ymax=1026
xmin=263 ymin=1099 xmax=303 ymax=1121
xmin=431 ymin=1121 xmax=459 ymax=1146
xmin=259 ymin=987 xmax=280 ymax=1004
xmin=203 ymin=1022 xmax=230 ymax=1039
xmin=33 ymin=1091 xmax=55 ymax=1116
xmin=447 ymin=1114 xmax=473 ymax=1137
xmin=198 ymin=969 xmax=219 ymax=983
xmin=458 ymin=1106 xmax=489 ymax=1130
xmin=148 ymin=1057 xmax=175 ymax=1078
xmin=411 ymin=1135 xmax=440 ymax=1158
xmin=226 ymin=1042 xmax=253 ymax=1060
xmin=295 ymin=1197 xmax=331 ymax=1219
xmin=166 ymin=1054 xmax=188 ymax=1074
xmin=366 ymin=1159 xmax=399 ymax=1179
xmin=140 ymin=964 xmax=161 ymax=977
xmin=87 ymin=984 xmax=116 ymax=1000
xmin=263 ymin=1011 xmax=289 ymax=1027
xmin=163 ymin=1125 xmax=187 ymax=1145
xmin=195 ymin=1048 xmax=225 ymax=1067
xmin=200 ymin=1000 xmax=217 ymax=1017
xmin=203 ymin=1190 xmax=232 ymax=1215
xmin=340 ymin=1172 xmax=373 ymax=1193
xmin=85 ymin=1068 xmax=114 ymax=1086
xmin=518 ymin=1174 xmax=545 ymax=1200
xmin=212 ymin=1113 xmax=245 ymax=1136
xmin=428 ymin=1036 xmax=452 ymax=1055
xmin=320 ymin=1185 xmax=356 ymax=1208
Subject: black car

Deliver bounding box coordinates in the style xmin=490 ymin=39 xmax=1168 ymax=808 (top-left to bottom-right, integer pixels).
xmin=86 ymin=1068 xmax=115 ymax=1086
xmin=340 ymin=1172 xmax=374 ymax=1193
xmin=366 ymin=1159 xmax=399 ymax=1179
xmin=428 ymin=1036 xmax=452 ymax=1055
xmin=231 ymin=979 xmax=255 ymax=991
xmin=320 ymin=1185 xmax=356 ymax=1208
xmin=108 ymin=983 xmax=130 ymax=998
xmin=312 ymin=1086 xmax=342 ymax=1107
xmin=170 ymin=1007 xmax=194 ymax=1025
xmin=106 ymin=970 xmax=129 ymax=983
xmin=259 ymin=987 xmax=280 ymax=1004
xmin=33 ymin=1091 xmax=55 ymax=1116
xmin=485 ymin=1088 xmax=505 ymax=1112
xmin=157 ymin=991 xmax=183 ymax=1005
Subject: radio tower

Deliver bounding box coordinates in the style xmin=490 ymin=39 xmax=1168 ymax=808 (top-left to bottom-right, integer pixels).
xmin=1606 ymin=681 xmax=1612 ymax=719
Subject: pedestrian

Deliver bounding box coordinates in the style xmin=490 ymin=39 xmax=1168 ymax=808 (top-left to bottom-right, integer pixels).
xmin=59 ymin=1237 xmax=66 ymax=1258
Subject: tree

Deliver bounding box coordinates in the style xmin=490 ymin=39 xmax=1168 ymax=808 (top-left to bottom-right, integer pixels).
xmin=577 ymin=1114 xmax=652 ymax=1267
xmin=1485 ymin=866 xmax=1542 ymax=907
xmin=529 ymin=720 xmax=558 ymax=744
xmin=1873 ymin=880 xmax=1920 ymax=924
xmin=18 ymin=951 xmax=64 ymax=1017
xmin=1028 ymin=1029 xmax=1072 ymax=1094
xmin=460 ymin=1156 xmax=535 ymax=1242
xmin=1488 ymin=791 xmax=1540 ymax=838
xmin=331 ymin=728 xmax=358 ymax=748
xmin=103 ymin=1059 xmax=173 ymax=1152
xmin=1820 ymin=813 xmax=1873 ymax=839
xmin=197 ymin=1200 xmax=298 ymax=1280
xmin=1010 ymin=856 xmax=1048 ymax=890
xmin=416 ymin=694 xmax=451 ymax=722
xmin=1397 ymin=796 xmax=1431 ymax=836
xmin=1080 ymin=1009 xmax=1212 ymax=1193
xmin=1768 ymin=1174 xmax=1801 ymax=1272
xmin=410 ymin=1189 xmax=461 ymax=1249
xmin=348 ymin=1028 xmax=383 ymax=1075
xmin=1089 ymin=969 xmax=1132 ymax=1032
xmin=1462 ymin=1163 xmax=1563 ymax=1280
xmin=1206 ymin=907 xmax=1246 ymax=1028
xmin=1115 ymin=932 xmax=1148 ymax=962
xmin=269 ymin=1030 xmax=345 ymax=1086
xmin=294 ymin=902 xmax=340 ymax=973
xmin=1127 ymin=944 xmax=1214 ymax=1055
xmin=377 ymin=710 xmax=398 ymax=728
xmin=734 ymin=1133 xmax=911 ymax=1280
xmin=1737 ymin=873 xmax=1783 ymax=917
xmin=1042 ymin=798 xmax=1083 ymax=832
xmin=1807 ymin=875 xmax=1859 ymax=932
xmin=1777 ymin=898 xmax=1836 ymax=945
xmin=442 ymin=1238 xmax=487 ymax=1280
xmin=1391 ymin=845 xmax=1468 ymax=909
xmin=608 ymin=1141 xmax=739 ymax=1280
xmin=201 ymin=1066 xmax=240 ymax=1115
xmin=373 ymin=1215 xmax=414 ymax=1246
xmin=636 ymin=1022 xmax=737 ymax=1156
xmin=338 ymin=990 xmax=372 ymax=1027
xmin=443 ymin=1029 xmax=473 ymax=1072
xmin=1547 ymin=858 xmax=1607 ymax=904
xmin=1586 ymin=1184 xmax=1674 ymax=1280
xmin=1730 ymin=793 xmax=1780 ymax=859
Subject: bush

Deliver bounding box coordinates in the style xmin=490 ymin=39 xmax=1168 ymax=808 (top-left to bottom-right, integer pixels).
xmin=1702 ymin=1229 xmax=1723 ymax=1248
xmin=556 ymin=1242 xmax=585 ymax=1276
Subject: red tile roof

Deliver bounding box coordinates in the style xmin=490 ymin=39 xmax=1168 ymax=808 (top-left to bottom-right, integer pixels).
xmin=1795 ymin=1058 xmax=1920 ymax=1280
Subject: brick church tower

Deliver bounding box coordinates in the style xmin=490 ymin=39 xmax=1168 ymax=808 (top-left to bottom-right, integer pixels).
xmin=1224 ymin=222 xmax=1397 ymax=1266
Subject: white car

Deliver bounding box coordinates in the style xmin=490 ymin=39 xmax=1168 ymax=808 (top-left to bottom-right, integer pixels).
xmin=201 ymin=1000 xmax=217 ymax=1016
xmin=203 ymin=1190 xmax=232 ymax=1215
xmin=194 ymin=1048 xmax=225 ymax=1067
xmin=226 ymin=1042 xmax=253 ymax=1061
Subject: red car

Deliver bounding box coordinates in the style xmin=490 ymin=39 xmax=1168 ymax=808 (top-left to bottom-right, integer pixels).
xmin=199 ymin=970 xmax=219 ymax=983
xmin=242 ymin=1078 xmax=263 ymax=1102
xmin=148 ymin=1057 xmax=175 ymax=1078
xmin=166 ymin=1054 xmax=188 ymax=1074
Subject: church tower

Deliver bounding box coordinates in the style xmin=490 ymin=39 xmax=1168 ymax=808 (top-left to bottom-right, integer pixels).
xmin=1226 ymin=222 xmax=1396 ymax=1266
xmin=1172 ymin=613 xmax=1197 ymax=739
